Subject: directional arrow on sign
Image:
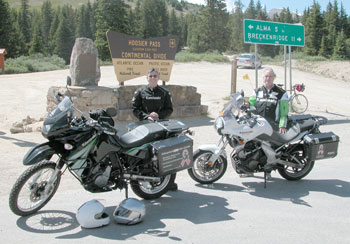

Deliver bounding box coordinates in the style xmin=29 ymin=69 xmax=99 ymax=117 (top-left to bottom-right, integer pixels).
xmin=248 ymin=25 xmax=254 ymax=29
xmin=297 ymin=37 xmax=301 ymax=42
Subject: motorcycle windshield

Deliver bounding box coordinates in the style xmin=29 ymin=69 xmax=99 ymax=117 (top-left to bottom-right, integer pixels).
xmin=221 ymin=93 xmax=244 ymax=118
xmin=44 ymin=96 xmax=73 ymax=126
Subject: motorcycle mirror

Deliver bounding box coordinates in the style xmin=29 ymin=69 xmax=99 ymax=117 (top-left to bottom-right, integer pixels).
xmin=240 ymin=90 xmax=245 ymax=98
xmin=66 ymin=76 xmax=72 ymax=86
xmin=55 ymin=92 xmax=63 ymax=102
xmin=106 ymin=107 xmax=117 ymax=117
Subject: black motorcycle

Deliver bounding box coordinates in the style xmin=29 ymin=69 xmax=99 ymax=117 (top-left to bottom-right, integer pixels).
xmin=9 ymin=79 xmax=194 ymax=216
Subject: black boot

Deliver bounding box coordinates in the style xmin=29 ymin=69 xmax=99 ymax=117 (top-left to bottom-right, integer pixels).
xmin=167 ymin=182 xmax=178 ymax=191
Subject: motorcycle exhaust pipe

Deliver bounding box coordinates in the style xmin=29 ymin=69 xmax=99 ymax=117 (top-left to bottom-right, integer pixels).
xmin=123 ymin=174 xmax=161 ymax=182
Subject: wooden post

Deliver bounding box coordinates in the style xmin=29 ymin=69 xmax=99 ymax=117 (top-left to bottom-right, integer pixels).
xmin=0 ymin=49 xmax=6 ymax=74
xmin=231 ymin=60 xmax=237 ymax=94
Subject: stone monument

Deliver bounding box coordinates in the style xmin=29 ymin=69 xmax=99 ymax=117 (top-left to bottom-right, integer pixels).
xmin=70 ymin=38 xmax=100 ymax=86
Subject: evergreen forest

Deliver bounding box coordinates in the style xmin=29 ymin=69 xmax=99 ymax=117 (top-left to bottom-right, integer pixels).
xmin=0 ymin=0 xmax=350 ymax=65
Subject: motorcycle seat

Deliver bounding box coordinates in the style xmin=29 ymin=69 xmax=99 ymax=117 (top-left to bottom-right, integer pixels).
xmin=117 ymin=123 xmax=166 ymax=148
xmin=289 ymin=114 xmax=316 ymax=132
xmin=258 ymin=123 xmax=300 ymax=146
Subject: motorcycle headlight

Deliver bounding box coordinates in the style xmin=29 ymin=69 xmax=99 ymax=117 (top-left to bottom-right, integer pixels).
xmin=42 ymin=124 xmax=51 ymax=135
xmin=214 ymin=117 xmax=224 ymax=132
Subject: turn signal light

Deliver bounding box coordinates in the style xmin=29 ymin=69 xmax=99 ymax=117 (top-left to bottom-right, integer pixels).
xmin=64 ymin=143 xmax=73 ymax=150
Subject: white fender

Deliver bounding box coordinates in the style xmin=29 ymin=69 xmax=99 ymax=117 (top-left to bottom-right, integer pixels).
xmin=198 ymin=144 xmax=227 ymax=159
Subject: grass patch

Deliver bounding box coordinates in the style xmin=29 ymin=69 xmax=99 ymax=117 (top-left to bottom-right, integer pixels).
xmin=4 ymin=54 xmax=66 ymax=74
xmin=175 ymin=50 xmax=230 ymax=63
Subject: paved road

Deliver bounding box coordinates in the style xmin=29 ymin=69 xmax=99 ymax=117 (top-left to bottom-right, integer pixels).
xmin=0 ymin=63 xmax=349 ymax=244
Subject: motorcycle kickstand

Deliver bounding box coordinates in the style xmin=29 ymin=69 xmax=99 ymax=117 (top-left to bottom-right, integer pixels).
xmin=264 ymin=171 xmax=267 ymax=189
xmin=124 ymin=182 xmax=129 ymax=199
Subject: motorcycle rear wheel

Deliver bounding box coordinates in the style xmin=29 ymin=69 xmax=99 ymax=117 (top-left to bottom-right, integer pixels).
xmin=9 ymin=160 xmax=61 ymax=216
xmin=278 ymin=149 xmax=314 ymax=180
xmin=130 ymin=173 xmax=176 ymax=200
xmin=188 ymin=150 xmax=227 ymax=184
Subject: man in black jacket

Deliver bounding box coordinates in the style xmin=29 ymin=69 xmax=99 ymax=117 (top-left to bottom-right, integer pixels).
xmin=132 ymin=68 xmax=177 ymax=191
xmin=132 ymin=68 xmax=173 ymax=121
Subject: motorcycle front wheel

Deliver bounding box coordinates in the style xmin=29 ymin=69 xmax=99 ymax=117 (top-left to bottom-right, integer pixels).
xmin=9 ymin=160 xmax=61 ymax=216
xmin=130 ymin=173 xmax=176 ymax=200
xmin=278 ymin=149 xmax=315 ymax=180
xmin=187 ymin=150 xmax=227 ymax=184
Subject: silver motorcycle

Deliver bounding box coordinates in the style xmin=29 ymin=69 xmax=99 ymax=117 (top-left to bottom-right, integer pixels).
xmin=188 ymin=92 xmax=339 ymax=186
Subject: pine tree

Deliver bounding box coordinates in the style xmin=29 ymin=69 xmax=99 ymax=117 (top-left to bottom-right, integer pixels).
xmin=156 ymin=0 xmax=169 ymax=36
xmin=95 ymin=0 xmax=130 ymax=60
xmin=179 ymin=12 xmax=188 ymax=48
xmin=279 ymin=8 xmax=294 ymax=23
xmin=0 ymin=0 xmax=13 ymax=50
xmin=244 ymin=0 xmax=256 ymax=20
xmin=76 ymin=5 xmax=89 ymax=38
xmin=243 ymin=0 xmax=256 ymax=52
xmin=188 ymin=0 xmax=229 ymax=53
xmin=88 ymin=1 xmax=98 ymax=40
xmin=168 ymin=9 xmax=182 ymax=51
xmin=53 ymin=11 xmax=75 ymax=64
xmin=256 ymin=0 xmax=268 ymax=20
xmin=140 ymin=0 xmax=162 ymax=38
xmin=131 ymin=0 xmax=142 ymax=36
xmin=48 ymin=8 xmax=60 ymax=54
xmin=339 ymin=2 xmax=349 ymax=37
xmin=0 ymin=0 xmax=25 ymax=58
xmin=304 ymin=1 xmax=323 ymax=56
xmin=18 ymin=0 xmax=31 ymax=45
xmin=169 ymin=9 xmax=181 ymax=36
xmin=318 ymin=34 xmax=330 ymax=57
xmin=41 ymin=0 xmax=53 ymax=54
xmin=332 ymin=29 xmax=347 ymax=59
xmin=228 ymin=0 xmax=244 ymax=52
xmin=30 ymin=18 xmax=45 ymax=55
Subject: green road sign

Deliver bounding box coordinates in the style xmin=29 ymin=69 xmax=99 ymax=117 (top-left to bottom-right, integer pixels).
xmin=244 ymin=19 xmax=305 ymax=46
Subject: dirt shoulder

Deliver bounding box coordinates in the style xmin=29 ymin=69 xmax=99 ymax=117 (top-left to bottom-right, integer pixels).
xmin=270 ymin=60 xmax=350 ymax=83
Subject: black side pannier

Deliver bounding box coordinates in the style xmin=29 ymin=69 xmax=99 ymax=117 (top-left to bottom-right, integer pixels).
xmin=304 ymin=132 xmax=339 ymax=161
xmin=151 ymin=134 xmax=193 ymax=176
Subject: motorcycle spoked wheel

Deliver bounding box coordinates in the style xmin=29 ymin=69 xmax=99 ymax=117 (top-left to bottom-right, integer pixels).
xmin=9 ymin=160 xmax=61 ymax=216
xmin=130 ymin=173 xmax=176 ymax=200
xmin=187 ymin=150 xmax=227 ymax=184
xmin=278 ymin=149 xmax=315 ymax=181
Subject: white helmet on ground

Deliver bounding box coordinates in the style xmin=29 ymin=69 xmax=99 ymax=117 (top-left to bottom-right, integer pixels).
xmin=113 ymin=198 xmax=146 ymax=225
xmin=76 ymin=199 xmax=110 ymax=228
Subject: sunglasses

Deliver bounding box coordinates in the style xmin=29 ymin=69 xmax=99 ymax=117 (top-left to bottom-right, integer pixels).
xmin=148 ymin=75 xmax=158 ymax=78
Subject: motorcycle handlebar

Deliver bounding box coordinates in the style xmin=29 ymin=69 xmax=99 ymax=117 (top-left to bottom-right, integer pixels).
xmin=86 ymin=119 xmax=117 ymax=135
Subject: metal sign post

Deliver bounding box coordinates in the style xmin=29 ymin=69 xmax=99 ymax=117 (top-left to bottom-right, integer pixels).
xmin=255 ymin=44 xmax=258 ymax=88
xmin=284 ymin=46 xmax=287 ymax=89
xmin=289 ymin=45 xmax=292 ymax=93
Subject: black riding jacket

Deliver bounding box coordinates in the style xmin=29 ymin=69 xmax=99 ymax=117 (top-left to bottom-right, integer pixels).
xmin=251 ymin=84 xmax=289 ymax=128
xmin=132 ymin=85 xmax=173 ymax=121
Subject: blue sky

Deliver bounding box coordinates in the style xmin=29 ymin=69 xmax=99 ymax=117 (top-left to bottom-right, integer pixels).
xmin=187 ymin=0 xmax=350 ymax=14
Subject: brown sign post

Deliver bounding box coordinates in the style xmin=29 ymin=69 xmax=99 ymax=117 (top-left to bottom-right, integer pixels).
xmin=0 ymin=49 xmax=7 ymax=74
xmin=107 ymin=31 xmax=179 ymax=85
